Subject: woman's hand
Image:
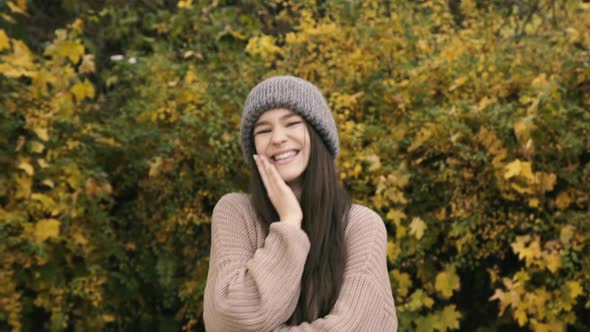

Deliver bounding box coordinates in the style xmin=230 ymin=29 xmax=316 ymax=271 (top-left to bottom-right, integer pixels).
xmin=253 ymin=154 xmax=303 ymax=227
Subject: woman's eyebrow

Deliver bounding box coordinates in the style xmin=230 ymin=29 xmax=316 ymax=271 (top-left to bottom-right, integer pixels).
xmin=254 ymin=113 xmax=300 ymax=128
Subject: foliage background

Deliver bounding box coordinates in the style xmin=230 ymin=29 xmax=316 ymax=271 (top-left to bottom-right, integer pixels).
xmin=1 ymin=0 xmax=589 ymax=331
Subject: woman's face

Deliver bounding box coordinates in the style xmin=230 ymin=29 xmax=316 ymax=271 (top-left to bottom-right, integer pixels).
xmin=253 ymin=108 xmax=311 ymax=186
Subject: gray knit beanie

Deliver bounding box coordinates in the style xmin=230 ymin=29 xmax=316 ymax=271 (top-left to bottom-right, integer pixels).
xmin=241 ymin=75 xmax=339 ymax=160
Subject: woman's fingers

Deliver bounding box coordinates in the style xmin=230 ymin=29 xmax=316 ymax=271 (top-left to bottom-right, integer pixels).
xmin=254 ymin=154 xmax=302 ymax=225
xmin=254 ymin=155 xmax=271 ymax=191
xmin=260 ymin=155 xmax=302 ymax=224
xmin=263 ymin=156 xmax=287 ymax=190
xmin=256 ymin=155 xmax=284 ymax=195
xmin=260 ymin=155 xmax=281 ymax=193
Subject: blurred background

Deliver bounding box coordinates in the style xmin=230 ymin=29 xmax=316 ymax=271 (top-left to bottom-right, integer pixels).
xmin=1 ymin=0 xmax=589 ymax=331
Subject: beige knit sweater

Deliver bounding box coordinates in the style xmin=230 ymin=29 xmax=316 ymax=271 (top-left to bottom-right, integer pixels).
xmin=203 ymin=193 xmax=398 ymax=332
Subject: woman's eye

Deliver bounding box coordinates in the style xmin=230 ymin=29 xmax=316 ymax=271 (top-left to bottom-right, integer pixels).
xmin=255 ymin=130 xmax=270 ymax=135
xmin=287 ymin=121 xmax=302 ymax=127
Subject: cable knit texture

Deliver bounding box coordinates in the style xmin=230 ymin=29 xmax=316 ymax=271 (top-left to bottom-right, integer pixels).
xmin=241 ymin=75 xmax=339 ymax=160
xmin=203 ymin=193 xmax=398 ymax=332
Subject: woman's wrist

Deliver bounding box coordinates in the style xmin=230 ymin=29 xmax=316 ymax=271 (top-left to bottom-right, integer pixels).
xmin=282 ymin=218 xmax=302 ymax=228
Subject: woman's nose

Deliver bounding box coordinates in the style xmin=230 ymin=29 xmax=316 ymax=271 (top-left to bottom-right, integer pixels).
xmin=270 ymin=128 xmax=288 ymax=145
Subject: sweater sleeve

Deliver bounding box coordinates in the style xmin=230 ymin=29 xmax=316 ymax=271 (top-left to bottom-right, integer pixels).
xmin=203 ymin=193 xmax=311 ymax=332
xmin=273 ymin=207 xmax=398 ymax=332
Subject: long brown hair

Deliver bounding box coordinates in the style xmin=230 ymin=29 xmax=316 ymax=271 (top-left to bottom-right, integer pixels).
xmin=248 ymin=121 xmax=352 ymax=324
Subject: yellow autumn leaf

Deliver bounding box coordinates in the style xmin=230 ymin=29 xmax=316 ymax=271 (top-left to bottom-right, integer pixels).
xmin=365 ymin=154 xmax=381 ymax=172
xmin=91 ymin=134 xmax=121 ymax=148
xmin=435 ymin=305 xmax=462 ymax=331
xmin=45 ymin=38 xmax=84 ymax=63
xmin=531 ymin=73 xmax=549 ymax=90
xmin=177 ymin=0 xmax=193 ymax=8
xmin=518 ymin=161 xmax=534 ymax=180
xmin=503 ymin=160 xmax=522 ymax=179
xmin=514 ymin=117 xmax=537 ymax=143
xmin=387 ymin=240 xmax=400 ymax=261
xmin=78 ymin=54 xmax=96 ymax=74
xmin=71 ymin=79 xmax=95 ymax=102
xmin=535 ymin=172 xmax=556 ymax=193
xmin=489 ymin=289 xmax=509 ymax=315
xmin=70 ymin=18 xmax=83 ymax=34
xmin=504 ymin=159 xmax=534 ymax=181
xmin=0 ymin=40 xmax=35 ymax=77
xmin=406 ymin=289 xmax=434 ymax=311
xmin=85 ymin=178 xmax=101 ymax=196
xmin=390 ymin=269 xmax=412 ymax=297
xmin=477 ymin=96 xmax=495 ymax=111
xmin=408 ymin=126 xmax=433 ymax=152
xmin=102 ymin=314 xmax=115 ymax=323
xmin=62 ymin=40 xmax=85 ymax=63
xmin=531 ymin=321 xmax=566 ymax=332
xmin=559 ymin=225 xmax=575 ymax=245
xmin=15 ymin=174 xmax=32 ymax=199
xmin=510 ymin=235 xmax=530 ymax=255
xmin=448 ymin=75 xmax=468 ymax=91
xmin=34 ymin=218 xmax=61 ymax=243
xmin=126 ymin=242 xmax=137 ymax=251
xmin=245 ymin=35 xmax=282 ymax=63
xmin=41 ymin=179 xmax=55 ymax=188
xmin=522 ymin=138 xmax=535 ymax=159
xmin=567 ymin=280 xmax=583 ymax=299
xmin=435 ymin=266 xmax=460 ymax=299
xmin=555 ymin=191 xmax=572 ymax=210
xmin=37 ymin=158 xmax=49 ymax=168
xmin=184 ymin=65 xmax=197 ymax=84
xmin=31 ymin=193 xmax=57 ymax=211
xmin=396 ymin=225 xmax=407 ymax=239
xmin=386 ymin=208 xmax=406 ymax=227
xmin=511 ymin=182 xmax=533 ymax=194
xmin=7 ymin=1 xmax=27 ymax=15
xmin=11 ymin=39 xmax=34 ymax=66
xmin=514 ymin=307 xmax=528 ymax=326
xmin=18 ymin=160 xmax=34 ymax=176
xmin=148 ymin=156 xmax=163 ymax=177
xmin=1 ymin=13 xmax=15 ymax=24
xmin=543 ymin=251 xmax=562 ymax=273
xmin=565 ymin=27 xmax=580 ymax=43
xmin=32 ymin=68 xmax=58 ymax=96
xmin=511 ymin=235 xmax=542 ymax=267
xmin=30 ymin=140 xmax=45 ymax=153
xmin=73 ymin=232 xmax=88 ymax=246
xmin=409 ymin=217 xmax=426 ymax=240
xmin=226 ymin=27 xmax=247 ymax=41
xmin=33 ymin=127 xmax=49 ymax=141
xmin=0 ymin=29 xmax=9 ymax=51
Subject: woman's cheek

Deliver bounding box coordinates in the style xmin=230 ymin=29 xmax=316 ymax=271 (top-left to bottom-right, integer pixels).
xmin=254 ymin=136 xmax=264 ymax=154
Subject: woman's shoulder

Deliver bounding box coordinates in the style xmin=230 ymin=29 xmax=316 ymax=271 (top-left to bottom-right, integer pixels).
xmin=213 ymin=192 xmax=254 ymax=217
xmin=212 ymin=192 xmax=263 ymax=248
xmin=216 ymin=192 xmax=250 ymax=206
xmin=346 ymin=202 xmax=387 ymax=238
xmin=349 ymin=203 xmax=383 ymax=223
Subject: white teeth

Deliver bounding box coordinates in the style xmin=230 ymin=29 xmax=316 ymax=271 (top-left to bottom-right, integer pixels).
xmin=274 ymin=150 xmax=297 ymax=160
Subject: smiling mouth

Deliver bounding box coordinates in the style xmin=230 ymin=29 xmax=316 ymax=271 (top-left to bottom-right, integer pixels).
xmin=271 ymin=150 xmax=299 ymax=165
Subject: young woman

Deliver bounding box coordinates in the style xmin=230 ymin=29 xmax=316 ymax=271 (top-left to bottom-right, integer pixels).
xmin=203 ymin=76 xmax=397 ymax=331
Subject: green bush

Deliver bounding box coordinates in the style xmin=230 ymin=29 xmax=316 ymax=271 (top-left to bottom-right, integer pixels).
xmin=1 ymin=0 xmax=588 ymax=331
